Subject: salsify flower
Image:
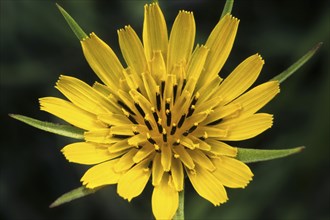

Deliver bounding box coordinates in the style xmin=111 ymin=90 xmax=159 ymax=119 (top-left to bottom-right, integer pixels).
xmin=39 ymin=3 xmax=279 ymax=219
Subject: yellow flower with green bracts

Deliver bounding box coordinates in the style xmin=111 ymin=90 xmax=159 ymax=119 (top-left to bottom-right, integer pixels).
xmin=39 ymin=3 xmax=279 ymax=219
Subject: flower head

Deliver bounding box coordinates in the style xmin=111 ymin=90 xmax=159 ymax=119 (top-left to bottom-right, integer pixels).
xmin=40 ymin=3 xmax=279 ymax=219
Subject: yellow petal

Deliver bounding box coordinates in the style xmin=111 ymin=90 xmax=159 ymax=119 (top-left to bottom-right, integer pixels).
xmin=227 ymin=81 xmax=280 ymax=119
xmin=117 ymin=159 xmax=151 ymax=201
xmin=187 ymin=149 xmax=216 ymax=171
xmin=167 ymin=10 xmax=195 ymax=71
xmin=133 ymin=144 xmax=155 ymax=163
xmin=81 ymin=33 xmax=124 ymax=92
xmin=108 ymin=139 xmax=133 ymax=153
xmin=161 ymin=143 xmax=172 ymax=171
xmin=212 ymin=156 xmax=253 ymax=188
xmin=84 ymin=129 xmax=113 ymax=144
xmin=143 ymin=3 xmax=168 ymax=61
xmin=152 ymin=153 xmax=164 ymax=186
xmin=186 ymin=45 xmax=209 ymax=82
xmin=152 ymin=173 xmax=179 ymax=220
xmin=98 ymin=113 xmax=131 ymax=125
xmin=200 ymin=14 xmax=239 ymax=85
xmin=171 ymin=157 xmax=184 ymax=191
xmin=114 ymin=148 xmax=138 ymax=172
xmin=118 ymin=25 xmax=148 ymax=75
xmin=217 ymin=113 xmax=273 ymax=141
xmin=81 ymin=159 xmax=121 ymax=188
xmin=186 ymin=164 xmax=228 ymax=206
xmin=215 ymin=54 xmax=264 ymax=104
xmin=39 ymin=97 xmax=105 ymax=130
xmin=172 ymin=145 xmax=195 ymax=169
xmin=61 ymin=142 xmax=111 ymax=165
xmin=55 ymin=75 xmax=116 ymax=114
xmin=206 ymin=139 xmax=237 ymax=157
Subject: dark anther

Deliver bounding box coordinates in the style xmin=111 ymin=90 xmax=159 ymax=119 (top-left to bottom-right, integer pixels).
xmin=173 ymin=84 xmax=178 ymax=103
xmin=186 ymin=105 xmax=195 ymax=117
xmin=170 ymin=123 xmax=177 ymax=135
xmin=166 ymin=110 xmax=172 ymax=127
xmin=144 ymin=118 xmax=152 ymax=130
xmin=188 ymin=123 xmax=198 ymax=133
xmin=112 ymin=134 xmax=133 ymax=139
xmin=207 ymin=118 xmax=223 ymax=126
xmin=173 ymin=139 xmax=180 ymax=146
xmin=127 ymin=114 xmax=138 ymax=124
xmin=161 ymin=81 xmax=165 ymax=98
xmin=134 ymin=102 xmax=145 ymax=117
xmin=118 ymin=100 xmax=136 ymax=115
xmin=157 ymin=121 xmax=163 ymax=133
xmin=180 ymin=79 xmax=187 ymax=94
xmin=162 ymin=129 xmax=167 ymax=142
xmin=147 ymin=136 xmax=156 ymax=145
xmin=152 ymin=109 xmax=159 ymax=123
xmin=182 ymin=131 xmax=189 ymax=136
xmin=178 ymin=114 xmax=186 ymax=128
xmin=156 ymin=92 xmax=161 ymax=111
xmin=165 ymin=100 xmax=170 ymax=111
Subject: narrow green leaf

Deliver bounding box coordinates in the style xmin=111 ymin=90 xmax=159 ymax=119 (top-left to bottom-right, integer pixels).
xmin=9 ymin=114 xmax=84 ymax=140
xmin=271 ymin=42 xmax=322 ymax=83
xmin=56 ymin=3 xmax=88 ymax=41
xmin=50 ymin=186 xmax=95 ymax=208
xmin=236 ymin=146 xmax=305 ymax=163
xmin=221 ymin=0 xmax=234 ymax=19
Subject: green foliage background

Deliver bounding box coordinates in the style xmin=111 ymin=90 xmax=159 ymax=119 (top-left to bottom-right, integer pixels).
xmin=1 ymin=0 xmax=329 ymax=219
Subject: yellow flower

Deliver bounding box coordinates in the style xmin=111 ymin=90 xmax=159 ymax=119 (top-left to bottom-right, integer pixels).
xmin=40 ymin=3 xmax=279 ymax=219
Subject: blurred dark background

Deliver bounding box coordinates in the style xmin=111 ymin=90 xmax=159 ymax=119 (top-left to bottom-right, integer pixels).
xmin=1 ymin=0 xmax=329 ymax=219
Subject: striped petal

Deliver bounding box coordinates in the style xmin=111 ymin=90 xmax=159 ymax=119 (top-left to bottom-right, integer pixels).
xmin=118 ymin=25 xmax=148 ymax=75
xmin=216 ymin=54 xmax=264 ymax=104
xmin=143 ymin=3 xmax=168 ymax=61
xmin=227 ymin=81 xmax=280 ymax=119
xmin=61 ymin=142 xmax=111 ymax=165
xmin=167 ymin=10 xmax=195 ymax=71
xmin=117 ymin=159 xmax=151 ymax=201
xmin=171 ymin=157 xmax=184 ymax=191
xmin=217 ymin=113 xmax=273 ymax=141
xmin=199 ymin=14 xmax=239 ymax=85
xmin=186 ymin=165 xmax=228 ymax=206
xmin=39 ymin=97 xmax=105 ymax=130
xmin=212 ymin=156 xmax=253 ymax=188
xmin=81 ymin=159 xmax=121 ymax=188
xmin=152 ymin=173 xmax=179 ymax=220
xmin=56 ymin=75 xmax=116 ymax=114
xmin=81 ymin=33 xmax=124 ymax=92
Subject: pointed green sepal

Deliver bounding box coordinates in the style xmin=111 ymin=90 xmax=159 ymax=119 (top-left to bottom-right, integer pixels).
xmin=56 ymin=3 xmax=88 ymax=41
xmin=49 ymin=186 xmax=96 ymax=208
xmin=236 ymin=146 xmax=305 ymax=163
xmin=221 ymin=0 xmax=234 ymax=19
xmin=271 ymin=42 xmax=322 ymax=83
xmin=9 ymin=114 xmax=85 ymax=140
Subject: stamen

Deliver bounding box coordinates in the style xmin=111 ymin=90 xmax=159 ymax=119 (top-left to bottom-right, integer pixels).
xmin=182 ymin=131 xmax=189 ymax=136
xmin=162 ymin=128 xmax=167 ymax=142
xmin=144 ymin=118 xmax=152 ymax=130
xmin=178 ymin=114 xmax=186 ymax=128
xmin=161 ymin=81 xmax=165 ymax=98
xmin=151 ymin=107 xmax=159 ymax=122
xmin=187 ymin=105 xmax=195 ymax=117
xmin=188 ymin=123 xmax=198 ymax=133
xmin=165 ymin=98 xmax=171 ymax=111
xmin=134 ymin=102 xmax=145 ymax=117
xmin=180 ymin=79 xmax=187 ymax=94
xmin=173 ymin=84 xmax=178 ymax=103
xmin=157 ymin=118 xmax=163 ymax=133
xmin=199 ymin=132 xmax=208 ymax=141
xmin=147 ymin=133 xmax=156 ymax=145
xmin=173 ymin=139 xmax=180 ymax=146
xmin=112 ymin=134 xmax=132 ymax=139
xmin=207 ymin=118 xmax=223 ymax=126
xmin=156 ymin=92 xmax=161 ymax=111
xmin=122 ymin=108 xmax=138 ymax=124
xmin=118 ymin=100 xmax=136 ymax=115
xmin=166 ymin=109 xmax=172 ymax=127
xmin=154 ymin=144 xmax=160 ymax=151
xmin=170 ymin=123 xmax=177 ymax=135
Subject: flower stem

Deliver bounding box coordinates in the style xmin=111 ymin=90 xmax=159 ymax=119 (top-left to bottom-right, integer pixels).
xmin=173 ymin=190 xmax=184 ymax=220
